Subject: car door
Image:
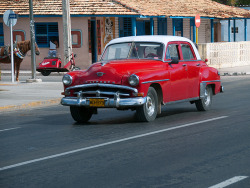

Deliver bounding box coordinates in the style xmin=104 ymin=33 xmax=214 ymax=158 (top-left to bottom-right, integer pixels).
xmin=165 ymin=42 xmax=188 ymax=102
xmin=180 ymin=42 xmax=200 ymax=99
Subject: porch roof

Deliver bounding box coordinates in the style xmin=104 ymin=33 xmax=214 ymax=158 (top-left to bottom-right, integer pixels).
xmin=0 ymin=0 xmax=249 ymax=19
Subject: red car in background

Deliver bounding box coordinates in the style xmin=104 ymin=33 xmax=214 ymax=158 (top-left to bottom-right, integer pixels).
xmin=61 ymin=35 xmax=223 ymax=123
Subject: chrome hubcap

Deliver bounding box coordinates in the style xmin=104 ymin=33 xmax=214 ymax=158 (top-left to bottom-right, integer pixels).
xmin=146 ymin=96 xmax=155 ymax=116
xmin=204 ymin=88 xmax=211 ymax=106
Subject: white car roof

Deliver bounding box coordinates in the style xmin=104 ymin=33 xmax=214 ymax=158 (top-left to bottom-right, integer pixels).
xmin=106 ymin=35 xmax=201 ymax=60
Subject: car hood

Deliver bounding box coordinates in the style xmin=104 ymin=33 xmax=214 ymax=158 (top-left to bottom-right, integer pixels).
xmin=71 ymin=59 xmax=164 ymax=85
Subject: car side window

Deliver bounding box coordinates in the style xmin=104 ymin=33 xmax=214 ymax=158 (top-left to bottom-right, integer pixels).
xmin=181 ymin=44 xmax=194 ymax=60
xmin=166 ymin=44 xmax=179 ymax=60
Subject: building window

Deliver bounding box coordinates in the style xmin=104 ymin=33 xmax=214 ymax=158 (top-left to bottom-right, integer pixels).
xmin=175 ymin=19 xmax=183 ymax=32
xmin=13 ymin=30 xmax=26 ymax=42
xmin=173 ymin=18 xmax=183 ymax=36
xmin=190 ymin=18 xmax=195 ymax=42
xmin=35 ymin=22 xmax=59 ymax=47
xmin=0 ymin=23 xmax=4 ymax=46
xmin=119 ymin=18 xmax=132 ymax=37
xmin=231 ymin=27 xmax=238 ymax=33
xmin=71 ymin=30 xmax=82 ymax=48
xmin=158 ymin=18 xmax=167 ymax=35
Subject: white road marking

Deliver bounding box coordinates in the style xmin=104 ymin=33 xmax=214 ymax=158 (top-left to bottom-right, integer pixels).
xmin=0 ymin=127 xmax=21 ymax=132
xmin=0 ymin=116 xmax=228 ymax=171
xmin=208 ymin=176 xmax=248 ymax=188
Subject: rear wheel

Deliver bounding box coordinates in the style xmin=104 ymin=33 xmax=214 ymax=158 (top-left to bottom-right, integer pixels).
xmin=41 ymin=70 xmax=51 ymax=76
xmin=70 ymin=106 xmax=93 ymax=123
xmin=136 ymin=87 xmax=158 ymax=122
xmin=195 ymin=85 xmax=213 ymax=111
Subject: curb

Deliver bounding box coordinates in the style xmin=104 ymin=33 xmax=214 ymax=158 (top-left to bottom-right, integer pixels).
xmin=222 ymin=72 xmax=250 ymax=76
xmin=0 ymin=98 xmax=61 ymax=112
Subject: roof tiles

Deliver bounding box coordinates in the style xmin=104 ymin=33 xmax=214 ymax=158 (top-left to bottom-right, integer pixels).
xmin=115 ymin=0 xmax=250 ymax=18
xmin=0 ymin=0 xmax=249 ymax=18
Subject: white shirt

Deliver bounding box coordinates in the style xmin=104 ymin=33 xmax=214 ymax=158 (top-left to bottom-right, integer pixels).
xmin=50 ymin=41 xmax=56 ymax=50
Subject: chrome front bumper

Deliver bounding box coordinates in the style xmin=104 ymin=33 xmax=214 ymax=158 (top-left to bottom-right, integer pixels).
xmin=61 ymin=96 xmax=147 ymax=108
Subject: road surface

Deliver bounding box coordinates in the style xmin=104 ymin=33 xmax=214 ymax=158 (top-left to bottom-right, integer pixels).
xmin=0 ymin=76 xmax=250 ymax=188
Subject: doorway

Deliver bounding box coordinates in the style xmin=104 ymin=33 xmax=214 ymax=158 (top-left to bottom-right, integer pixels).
xmin=136 ymin=20 xmax=150 ymax=36
xmin=90 ymin=20 xmax=97 ymax=63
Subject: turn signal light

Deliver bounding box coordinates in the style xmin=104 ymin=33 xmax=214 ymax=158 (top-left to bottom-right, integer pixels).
xmin=137 ymin=92 xmax=144 ymax=97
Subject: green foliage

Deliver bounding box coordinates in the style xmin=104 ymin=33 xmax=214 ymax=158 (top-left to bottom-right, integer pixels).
xmin=212 ymin=0 xmax=250 ymax=5
xmin=235 ymin=0 xmax=250 ymax=5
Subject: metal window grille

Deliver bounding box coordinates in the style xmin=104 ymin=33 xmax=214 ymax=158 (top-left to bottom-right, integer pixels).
xmin=35 ymin=22 xmax=59 ymax=47
xmin=119 ymin=18 xmax=132 ymax=37
xmin=231 ymin=27 xmax=239 ymax=33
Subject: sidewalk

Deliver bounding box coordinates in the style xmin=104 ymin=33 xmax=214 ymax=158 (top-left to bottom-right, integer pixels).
xmin=0 ymin=65 xmax=250 ymax=112
xmin=218 ymin=65 xmax=250 ymax=76
xmin=0 ymin=80 xmax=63 ymax=112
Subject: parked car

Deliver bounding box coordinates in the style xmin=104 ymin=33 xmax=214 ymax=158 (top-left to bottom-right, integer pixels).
xmin=61 ymin=35 xmax=223 ymax=123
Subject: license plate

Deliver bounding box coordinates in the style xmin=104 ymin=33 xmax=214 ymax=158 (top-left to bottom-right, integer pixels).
xmin=89 ymin=98 xmax=105 ymax=107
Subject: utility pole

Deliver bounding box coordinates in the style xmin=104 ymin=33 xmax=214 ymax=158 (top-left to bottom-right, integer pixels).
xmin=62 ymin=0 xmax=72 ymax=65
xmin=28 ymin=0 xmax=41 ymax=82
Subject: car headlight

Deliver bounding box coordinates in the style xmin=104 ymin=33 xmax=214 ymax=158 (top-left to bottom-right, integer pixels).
xmin=62 ymin=74 xmax=72 ymax=86
xmin=128 ymin=74 xmax=139 ymax=86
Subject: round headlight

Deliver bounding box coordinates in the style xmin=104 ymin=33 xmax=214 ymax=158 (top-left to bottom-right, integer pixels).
xmin=62 ymin=74 xmax=72 ymax=85
xmin=128 ymin=74 xmax=139 ymax=86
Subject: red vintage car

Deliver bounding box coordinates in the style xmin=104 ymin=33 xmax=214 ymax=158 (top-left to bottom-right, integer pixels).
xmin=61 ymin=36 xmax=223 ymax=123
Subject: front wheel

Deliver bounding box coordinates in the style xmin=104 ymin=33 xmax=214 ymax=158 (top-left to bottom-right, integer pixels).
xmin=195 ymin=85 xmax=213 ymax=111
xmin=136 ymin=87 xmax=158 ymax=122
xmin=41 ymin=70 xmax=51 ymax=76
xmin=70 ymin=106 xmax=93 ymax=123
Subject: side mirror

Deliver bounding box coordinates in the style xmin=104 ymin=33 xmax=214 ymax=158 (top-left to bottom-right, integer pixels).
xmin=170 ymin=57 xmax=179 ymax=64
xmin=74 ymin=54 xmax=77 ymax=58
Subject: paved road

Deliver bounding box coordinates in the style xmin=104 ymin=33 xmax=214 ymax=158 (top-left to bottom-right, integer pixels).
xmin=0 ymin=76 xmax=250 ymax=188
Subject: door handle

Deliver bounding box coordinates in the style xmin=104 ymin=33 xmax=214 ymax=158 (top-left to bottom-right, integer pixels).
xmin=196 ymin=63 xmax=200 ymax=66
xmin=182 ymin=64 xmax=187 ymax=67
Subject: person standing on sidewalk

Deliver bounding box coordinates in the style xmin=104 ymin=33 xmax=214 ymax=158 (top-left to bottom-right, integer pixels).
xmin=48 ymin=37 xmax=59 ymax=58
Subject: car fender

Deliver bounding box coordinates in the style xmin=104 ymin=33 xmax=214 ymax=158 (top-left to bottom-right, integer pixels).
xmin=199 ymin=66 xmax=221 ymax=97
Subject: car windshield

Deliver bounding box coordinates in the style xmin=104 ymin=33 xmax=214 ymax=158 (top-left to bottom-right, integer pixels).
xmin=101 ymin=42 xmax=164 ymax=61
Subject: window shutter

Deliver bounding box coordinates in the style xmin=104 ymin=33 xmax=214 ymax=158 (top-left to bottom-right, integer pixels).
xmin=97 ymin=20 xmax=101 ymax=55
xmin=123 ymin=18 xmax=132 ymax=37
xmin=88 ymin=20 xmax=91 ymax=53
xmin=35 ymin=23 xmax=58 ymax=47
xmin=35 ymin=23 xmax=47 ymax=46
xmin=158 ymin=18 xmax=167 ymax=35
xmin=175 ymin=19 xmax=183 ymax=32
xmin=0 ymin=23 xmax=4 ymax=46
xmin=119 ymin=18 xmax=132 ymax=37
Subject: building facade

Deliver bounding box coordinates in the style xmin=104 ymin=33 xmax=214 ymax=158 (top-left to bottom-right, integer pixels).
xmin=221 ymin=6 xmax=250 ymax=42
xmin=0 ymin=0 xmax=249 ymax=71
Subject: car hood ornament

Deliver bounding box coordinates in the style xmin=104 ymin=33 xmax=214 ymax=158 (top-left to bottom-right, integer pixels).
xmin=97 ymin=72 xmax=105 ymax=77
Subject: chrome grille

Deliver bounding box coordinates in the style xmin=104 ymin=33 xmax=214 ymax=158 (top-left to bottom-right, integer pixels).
xmin=66 ymin=83 xmax=138 ymax=98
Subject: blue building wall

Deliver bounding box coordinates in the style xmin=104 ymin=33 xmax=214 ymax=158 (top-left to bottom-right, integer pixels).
xmin=221 ymin=7 xmax=250 ymax=42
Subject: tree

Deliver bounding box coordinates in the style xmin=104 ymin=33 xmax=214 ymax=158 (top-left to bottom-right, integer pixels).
xmin=212 ymin=0 xmax=250 ymax=5
xmin=235 ymin=0 xmax=250 ymax=5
